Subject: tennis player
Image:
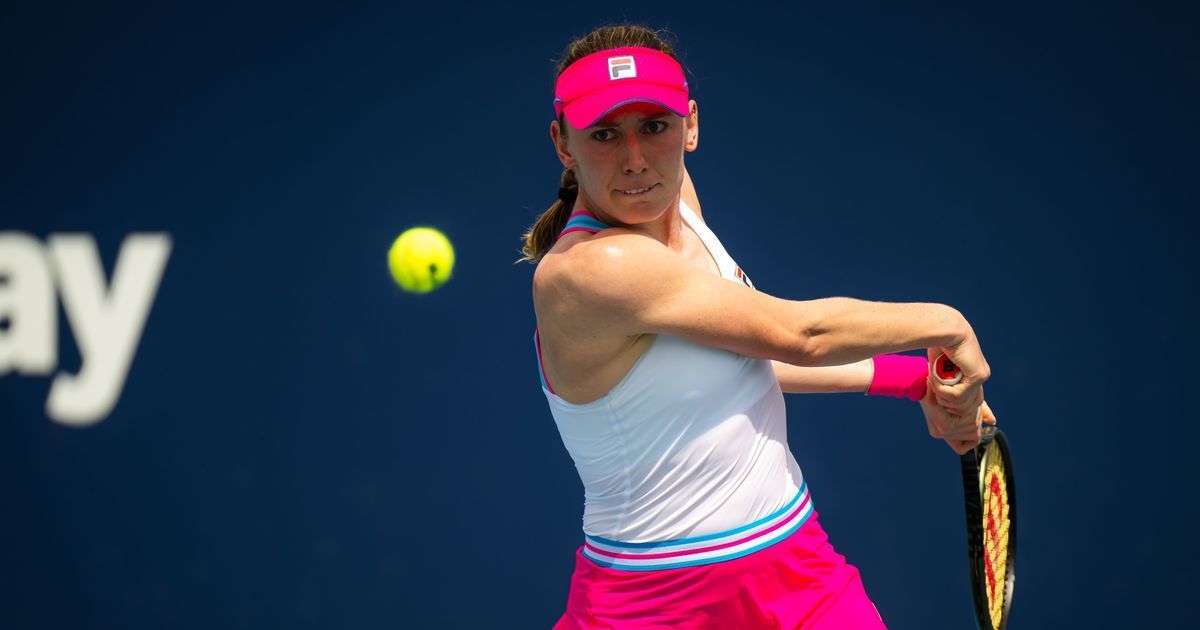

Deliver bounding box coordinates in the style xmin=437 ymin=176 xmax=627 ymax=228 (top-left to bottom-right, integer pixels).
xmin=521 ymin=25 xmax=993 ymax=629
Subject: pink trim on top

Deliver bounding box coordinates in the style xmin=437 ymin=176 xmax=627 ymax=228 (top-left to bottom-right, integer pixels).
xmin=582 ymin=493 xmax=812 ymax=561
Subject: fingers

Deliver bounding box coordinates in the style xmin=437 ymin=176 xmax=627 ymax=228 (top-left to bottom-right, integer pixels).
xmin=936 ymin=332 xmax=992 ymax=385
xmin=924 ymin=400 xmax=983 ymax=442
xmin=949 ymin=426 xmax=983 ymax=443
xmin=920 ymin=343 xmax=997 ymax=455
xmin=921 ymin=386 xmax=996 ymax=452
xmin=945 ymin=436 xmax=980 ymax=456
xmin=938 ymin=417 xmax=981 ymax=442
xmin=929 ymin=377 xmax=985 ymax=415
xmin=980 ymin=400 xmax=997 ymax=426
xmin=919 ymin=387 xmax=944 ymax=439
xmin=926 ymin=412 xmax=943 ymax=439
xmin=928 ymin=330 xmax=990 ymax=413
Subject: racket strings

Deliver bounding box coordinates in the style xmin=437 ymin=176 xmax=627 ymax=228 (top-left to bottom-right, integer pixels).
xmin=982 ymin=447 xmax=1011 ymax=628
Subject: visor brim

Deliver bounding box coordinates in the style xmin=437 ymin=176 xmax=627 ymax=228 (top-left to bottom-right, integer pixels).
xmin=561 ymin=83 xmax=689 ymax=130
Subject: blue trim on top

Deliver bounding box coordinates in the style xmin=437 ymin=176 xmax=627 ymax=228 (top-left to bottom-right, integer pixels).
xmin=586 ymin=481 xmax=809 ymax=550
xmin=582 ymin=504 xmax=814 ymax=571
xmin=561 ymin=214 xmax=610 ymax=234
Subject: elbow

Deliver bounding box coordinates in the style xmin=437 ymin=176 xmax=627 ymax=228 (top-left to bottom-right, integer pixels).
xmin=783 ymin=329 xmax=826 ymax=367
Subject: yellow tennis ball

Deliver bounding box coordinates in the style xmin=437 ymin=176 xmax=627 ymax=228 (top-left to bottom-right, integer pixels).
xmin=388 ymin=227 xmax=454 ymax=293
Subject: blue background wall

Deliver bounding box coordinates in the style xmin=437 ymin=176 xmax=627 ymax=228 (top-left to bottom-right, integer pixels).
xmin=2 ymin=1 xmax=1195 ymax=627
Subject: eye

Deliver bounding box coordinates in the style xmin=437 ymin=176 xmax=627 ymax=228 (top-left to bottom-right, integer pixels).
xmin=591 ymin=129 xmax=616 ymax=142
xmin=643 ymin=120 xmax=669 ymax=134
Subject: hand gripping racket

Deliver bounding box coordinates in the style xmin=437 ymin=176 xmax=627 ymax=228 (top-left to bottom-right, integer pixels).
xmin=933 ymin=355 xmax=1016 ymax=630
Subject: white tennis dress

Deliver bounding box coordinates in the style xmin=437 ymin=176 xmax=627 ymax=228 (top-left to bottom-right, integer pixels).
xmin=534 ymin=201 xmax=809 ymax=570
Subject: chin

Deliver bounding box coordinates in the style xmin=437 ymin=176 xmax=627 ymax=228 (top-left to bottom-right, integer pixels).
xmin=614 ymin=191 xmax=670 ymax=217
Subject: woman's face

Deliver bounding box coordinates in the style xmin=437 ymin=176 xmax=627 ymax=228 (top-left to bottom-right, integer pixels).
xmin=552 ymin=100 xmax=698 ymax=225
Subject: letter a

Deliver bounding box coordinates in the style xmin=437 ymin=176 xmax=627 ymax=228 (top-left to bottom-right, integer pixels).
xmin=0 ymin=231 xmax=56 ymax=376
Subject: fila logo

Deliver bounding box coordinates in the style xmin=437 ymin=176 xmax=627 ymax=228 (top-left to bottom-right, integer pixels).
xmin=608 ymin=56 xmax=636 ymax=80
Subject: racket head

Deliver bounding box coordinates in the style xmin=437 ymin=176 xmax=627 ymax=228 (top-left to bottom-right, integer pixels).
xmin=960 ymin=429 xmax=1016 ymax=629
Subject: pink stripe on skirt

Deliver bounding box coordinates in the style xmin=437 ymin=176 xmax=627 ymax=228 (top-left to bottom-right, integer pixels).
xmin=553 ymin=511 xmax=885 ymax=629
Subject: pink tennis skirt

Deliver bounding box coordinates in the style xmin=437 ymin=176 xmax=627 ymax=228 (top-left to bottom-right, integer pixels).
xmin=554 ymin=510 xmax=885 ymax=629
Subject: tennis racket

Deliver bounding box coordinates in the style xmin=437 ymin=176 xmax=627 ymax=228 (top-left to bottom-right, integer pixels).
xmin=933 ymin=354 xmax=1016 ymax=630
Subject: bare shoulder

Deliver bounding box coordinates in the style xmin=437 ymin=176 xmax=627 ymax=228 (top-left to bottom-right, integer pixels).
xmin=536 ymin=225 xmax=809 ymax=365
xmin=533 ymin=231 xmax=670 ymax=401
xmin=544 ymin=229 xmax=692 ymax=292
xmin=533 ymin=229 xmax=669 ymax=337
xmin=538 ymin=227 xmax=759 ymax=341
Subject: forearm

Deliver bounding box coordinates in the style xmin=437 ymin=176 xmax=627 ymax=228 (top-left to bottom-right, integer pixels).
xmin=791 ymin=298 xmax=966 ymax=366
xmin=772 ymin=358 xmax=873 ymax=394
xmin=682 ymin=171 xmax=967 ymax=370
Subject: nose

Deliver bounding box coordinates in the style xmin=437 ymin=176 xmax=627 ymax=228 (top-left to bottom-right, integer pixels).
xmin=622 ymin=133 xmax=648 ymax=174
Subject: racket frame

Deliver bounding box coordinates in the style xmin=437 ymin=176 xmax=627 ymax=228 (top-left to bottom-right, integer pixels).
xmin=960 ymin=429 xmax=1016 ymax=630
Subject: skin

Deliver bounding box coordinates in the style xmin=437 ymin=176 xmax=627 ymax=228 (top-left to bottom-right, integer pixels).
xmin=536 ymin=99 xmax=993 ymax=454
xmin=681 ymin=168 xmax=998 ymax=452
xmin=549 ymin=100 xmax=700 ymax=246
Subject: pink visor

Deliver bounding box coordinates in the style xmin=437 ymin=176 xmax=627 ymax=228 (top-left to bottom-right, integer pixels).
xmin=553 ymin=46 xmax=689 ymax=129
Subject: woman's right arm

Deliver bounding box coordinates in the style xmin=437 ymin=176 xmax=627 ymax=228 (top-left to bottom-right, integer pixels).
xmin=550 ymin=231 xmax=989 ymax=409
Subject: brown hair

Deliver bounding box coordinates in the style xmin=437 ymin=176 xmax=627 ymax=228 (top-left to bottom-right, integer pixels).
xmin=515 ymin=25 xmax=682 ymax=264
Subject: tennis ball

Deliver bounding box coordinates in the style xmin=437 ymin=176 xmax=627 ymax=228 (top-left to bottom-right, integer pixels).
xmin=388 ymin=227 xmax=454 ymax=293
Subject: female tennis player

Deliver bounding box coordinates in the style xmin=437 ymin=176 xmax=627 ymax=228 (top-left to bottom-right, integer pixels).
xmin=521 ymin=25 xmax=994 ymax=629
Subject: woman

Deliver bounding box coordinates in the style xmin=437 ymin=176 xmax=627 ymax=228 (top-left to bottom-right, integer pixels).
xmin=521 ymin=25 xmax=993 ymax=629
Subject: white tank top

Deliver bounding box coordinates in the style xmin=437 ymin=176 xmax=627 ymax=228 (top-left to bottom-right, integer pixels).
xmin=534 ymin=201 xmax=806 ymax=550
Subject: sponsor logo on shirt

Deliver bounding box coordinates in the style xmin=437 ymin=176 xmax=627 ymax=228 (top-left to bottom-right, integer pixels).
xmin=735 ymin=265 xmax=755 ymax=289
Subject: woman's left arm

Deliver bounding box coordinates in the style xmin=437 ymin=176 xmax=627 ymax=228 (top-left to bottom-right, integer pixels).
xmin=772 ymin=359 xmax=873 ymax=394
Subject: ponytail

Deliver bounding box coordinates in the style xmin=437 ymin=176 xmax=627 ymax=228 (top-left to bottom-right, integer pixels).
xmin=516 ymin=168 xmax=578 ymax=264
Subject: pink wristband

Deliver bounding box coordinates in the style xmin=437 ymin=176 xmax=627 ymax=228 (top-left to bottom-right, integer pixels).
xmin=867 ymin=354 xmax=929 ymax=401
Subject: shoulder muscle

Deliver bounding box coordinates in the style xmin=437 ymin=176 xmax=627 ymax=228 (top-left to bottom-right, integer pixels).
xmin=551 ymin=231 xmax=813 ymax=363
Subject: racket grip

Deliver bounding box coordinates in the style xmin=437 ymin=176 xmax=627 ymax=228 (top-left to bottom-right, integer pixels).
xmin=931 ymin=354 xmax=962 ymax=385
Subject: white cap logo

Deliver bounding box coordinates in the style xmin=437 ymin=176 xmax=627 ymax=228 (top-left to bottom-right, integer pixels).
xmin=608 ymin=56 xmax=636 ymax=80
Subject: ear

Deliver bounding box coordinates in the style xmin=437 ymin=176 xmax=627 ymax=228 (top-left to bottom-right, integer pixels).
xmin=684 ymin=100 xmax=699 ymax=153
xmin=550 ymin=119 xmax=577 ymax=169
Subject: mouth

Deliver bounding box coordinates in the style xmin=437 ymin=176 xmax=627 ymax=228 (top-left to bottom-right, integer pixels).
xmin=618 ymin=184 xmax=656 ymax=196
